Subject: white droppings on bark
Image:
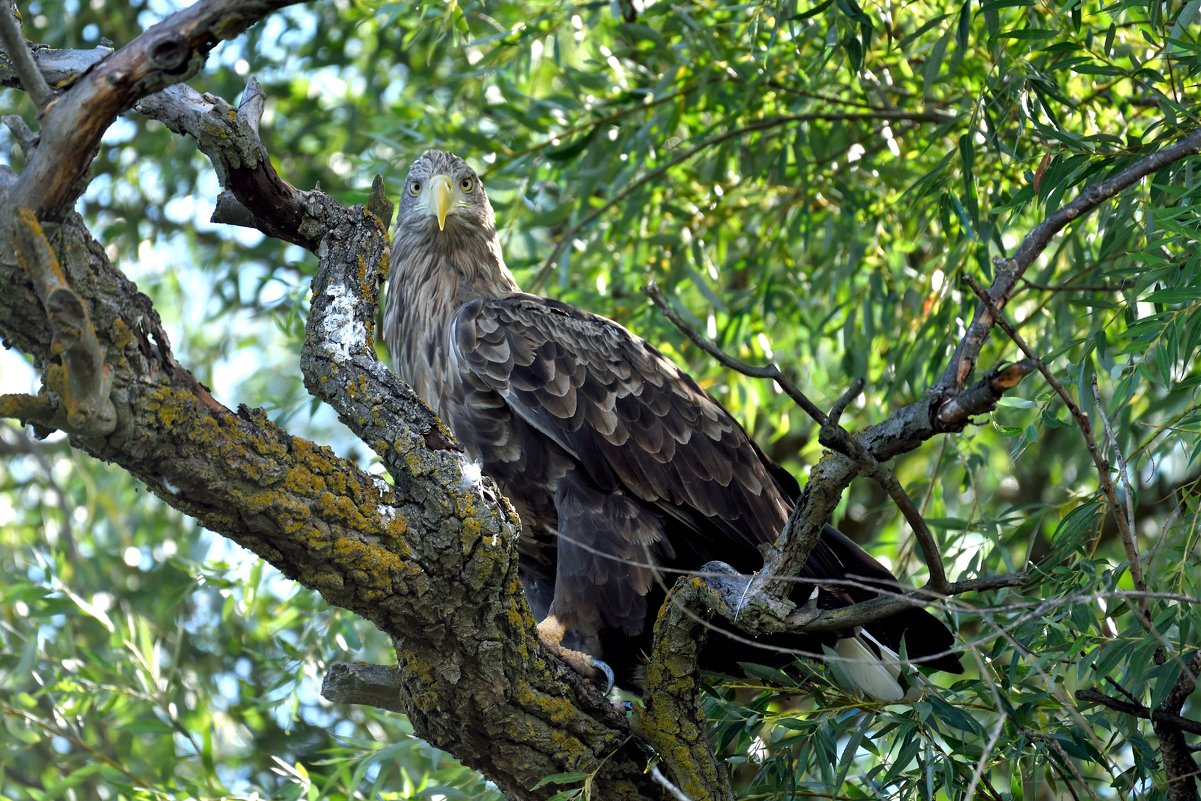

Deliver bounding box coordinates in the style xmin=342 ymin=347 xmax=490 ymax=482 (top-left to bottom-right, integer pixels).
xmin=322 ymin=283 xmax=364 ymax=362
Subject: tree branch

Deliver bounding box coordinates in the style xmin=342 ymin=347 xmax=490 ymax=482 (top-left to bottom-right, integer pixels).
xmin=9 ymin=208 xmax=114 ymax=435
xmin=1075 ymin=688 xmax=1201 ymax=737
xmin=633 ymin=564 xmax=738 ymax=801
xmin=136 ymin=81 xmax=320 ymax=250
xmin=938 ymin=127 xmax=1201 ymax=395
xmin=0 ymin=0 xmax=52 ymax=108
xmin=2 ymin=0 xmax=302 ymax=221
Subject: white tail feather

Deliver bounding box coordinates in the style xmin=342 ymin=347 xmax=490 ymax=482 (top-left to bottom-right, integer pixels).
xmin=835 ymin=635 xmax=904 ymax=702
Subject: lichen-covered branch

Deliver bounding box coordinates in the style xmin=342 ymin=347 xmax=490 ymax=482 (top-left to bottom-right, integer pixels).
xmin=633 ymin=566 xmax=739 ymax=801
xmin=9 ymin=208 xmax=114 ymax=434
xmin=0 ymin=12 xmax=669 ymax=801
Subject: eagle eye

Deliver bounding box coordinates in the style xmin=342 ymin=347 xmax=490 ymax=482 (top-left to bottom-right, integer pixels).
xmin=459 ymin=177 xmax=474 ymax=193
xmin=408 ymin=180 xmax=422 ymax=196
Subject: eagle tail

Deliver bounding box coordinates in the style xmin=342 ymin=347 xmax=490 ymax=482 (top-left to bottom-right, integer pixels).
xmin=834 ymin=632 xmax=906 ymax=702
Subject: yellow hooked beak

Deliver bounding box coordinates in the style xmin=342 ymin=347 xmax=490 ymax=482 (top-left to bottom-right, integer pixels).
xmin=430 ymin=174 xmax=453 ymax=231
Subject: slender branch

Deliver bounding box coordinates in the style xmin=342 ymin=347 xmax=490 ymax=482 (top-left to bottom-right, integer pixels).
xmin=961 ymin=276 xmax=1149 ymax=608
xmin=647 ymin=280 xmax=1043 ymax=605
xmin=939 ymin=126 xmax=1201 ymax=394
xmin=828 ymin=378 xmax=865 ymax=425
xmin=1019 ymin=278 xmax=1130 ymax=294
xmin=934 ymin=360 xmax=1038 ymax=428
xmin=792 ymin=571 xmax=1028 ymax=636
xmin=644 ymin=281 xmax=830 ymax=424
xmin=1075 ymin=688 xmax=1201 ymax=736
xmin=650 ymin=766 xmax=696 ymax=801
xmin=0 ymin=1 xmax=52 ymax=108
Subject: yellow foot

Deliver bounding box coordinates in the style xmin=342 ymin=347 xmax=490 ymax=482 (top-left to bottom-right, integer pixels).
xmin=536 ymin=615 xmax=615 ymax=692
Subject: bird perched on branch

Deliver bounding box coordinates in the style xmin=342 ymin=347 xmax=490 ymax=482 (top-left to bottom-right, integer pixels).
xmin=383 ymin=150 xmax=962 ymax=699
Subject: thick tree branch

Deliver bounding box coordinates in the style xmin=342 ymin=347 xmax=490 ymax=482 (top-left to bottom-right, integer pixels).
xmin=0 ymin=21 xmax=668 ymax=801
xmin=136 ymin=80 xmax=321 ymax=250
xmin=2 ymin=0 xmax=301 ymax=220
xmin=633 ymin=565 xmax=739 ymax=801
xmin=321 ymin=662 xmax=405 ymax=714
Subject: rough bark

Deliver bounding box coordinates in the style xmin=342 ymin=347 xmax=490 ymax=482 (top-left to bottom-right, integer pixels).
xmin=0 ymin=3 xmax=661 ymax=798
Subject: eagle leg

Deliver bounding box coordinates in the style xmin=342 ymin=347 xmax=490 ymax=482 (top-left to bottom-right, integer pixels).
xmin=536 ymin=614 xmax=615 ymax=693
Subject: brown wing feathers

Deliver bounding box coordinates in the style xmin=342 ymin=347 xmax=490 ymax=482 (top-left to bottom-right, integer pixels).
xmin=453 ymin=292 xmax=962 ymax=678
xmin=454 ymin=295 xmax=786 ymax=552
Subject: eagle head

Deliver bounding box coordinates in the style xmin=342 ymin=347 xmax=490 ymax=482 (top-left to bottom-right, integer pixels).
xmin=397 ymin=150 xmax=494 ymax=236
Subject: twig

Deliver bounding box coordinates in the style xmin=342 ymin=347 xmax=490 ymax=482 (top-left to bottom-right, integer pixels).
xmin=644 ymin=281 xmax=829 ymax=425
xmin=964 ymin=716 xmax=1007 ymax=801
xmin=1019 ymin=278 xmax=1129 ymax=294
xmin=794 ymin=571 xmax=1028 ymax=634
xmin=1104 ymin=676 xmax=1143 ymax=707
xmin=961 ymin=275 xmax=1149 ymax=610
xmin=0 ymin=1 xmax=52 ymax=109
xmin=540 ymin=109 xmax=954 ymax=280
xmin=1075 ymin=688 xmax=1201 ymax=736
xmin=828 ymin=378 xmax=864 ymax=424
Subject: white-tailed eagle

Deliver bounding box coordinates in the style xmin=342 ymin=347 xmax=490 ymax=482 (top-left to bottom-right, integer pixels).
xmin=383 ymin=150 xmax=961 ymax=699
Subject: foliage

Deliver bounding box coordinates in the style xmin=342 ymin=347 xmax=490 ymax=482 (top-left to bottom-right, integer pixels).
xmin=2 ymin=0 xmax=1200 ymax=799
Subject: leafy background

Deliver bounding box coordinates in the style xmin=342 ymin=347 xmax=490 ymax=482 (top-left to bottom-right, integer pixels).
xmin=2 ymin=0 xmax=1199 ymax=798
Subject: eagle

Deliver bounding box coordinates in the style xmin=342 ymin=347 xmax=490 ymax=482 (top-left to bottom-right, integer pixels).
xmin=383 ymin=150 xmax=962 ymax=699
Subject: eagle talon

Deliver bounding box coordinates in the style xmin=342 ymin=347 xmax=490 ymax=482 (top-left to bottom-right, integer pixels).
xmin=537 ymin=614 xmax=614 ymax=692
xmin=590 ymin=656 xmax=615 ymax=695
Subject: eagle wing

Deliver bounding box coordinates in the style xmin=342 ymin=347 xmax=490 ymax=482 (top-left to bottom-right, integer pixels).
xmin=451 ymin=293 xmax=962 ymax=676
xmin=451 ymin=293 xmax=790 ymax=555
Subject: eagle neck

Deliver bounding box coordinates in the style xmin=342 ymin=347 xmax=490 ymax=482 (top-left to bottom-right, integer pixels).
xmin=384 ymin=227 xmax=518 ymax=414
